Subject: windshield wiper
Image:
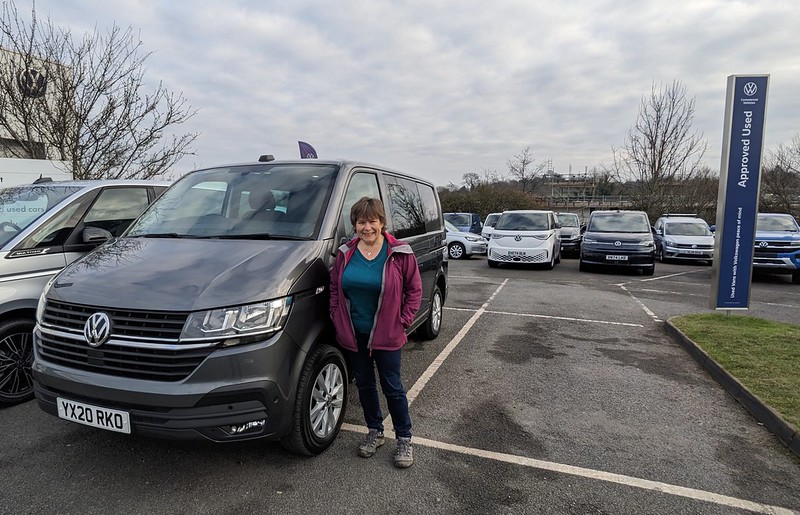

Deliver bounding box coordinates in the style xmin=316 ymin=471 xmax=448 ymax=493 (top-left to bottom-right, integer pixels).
xmin=206 ymin=233 xmax=312 ymax=241
xmin=134 ymin=233 xmax=188 ymax=238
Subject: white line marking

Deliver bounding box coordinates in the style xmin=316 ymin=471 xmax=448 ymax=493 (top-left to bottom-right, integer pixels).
xmin=340 ymin=423 xmax=793 ymax=514
xmin=444 ymin=307 xmax=643 ymax=327
xmin=639 ymin=269 xmax=706 ymax=282
xmin=619 ymin=284 xmax=661 ymax=323
xmin=405 ymin=279 xmax=509 ymax=405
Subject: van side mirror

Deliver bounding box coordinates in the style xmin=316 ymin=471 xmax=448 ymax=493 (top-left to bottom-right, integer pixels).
xmin=83 ymin=227 xmax=113 ymax=244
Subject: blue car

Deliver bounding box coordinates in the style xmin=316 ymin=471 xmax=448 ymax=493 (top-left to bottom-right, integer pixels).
xmin=753 ymin=213 xmax=800 ymax=284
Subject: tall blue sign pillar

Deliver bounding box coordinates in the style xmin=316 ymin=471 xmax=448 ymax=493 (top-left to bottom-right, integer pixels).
xmin=710 ymin=75 xmax=769 ymax=309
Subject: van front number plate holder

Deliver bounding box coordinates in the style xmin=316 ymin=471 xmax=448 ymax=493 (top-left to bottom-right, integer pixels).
xmin=605 ymin=255 xmax=628 ymax=261
xmin=57 ymin=397 xmax=131 ymax=434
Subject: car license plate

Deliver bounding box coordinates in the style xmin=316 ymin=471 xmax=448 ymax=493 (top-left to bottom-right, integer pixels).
xmin=606 ymin=255 xmax=628 ymax=261
xmin=508 ymin=250 xmax=526 ymax=257
xmin=685 ymin=250 xmax=703 ymax=255
xmin=57 ymin=397 xmax=131 ymax=434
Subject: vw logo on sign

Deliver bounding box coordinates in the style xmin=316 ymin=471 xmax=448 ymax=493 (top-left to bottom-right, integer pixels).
xmin=758 ymin=241 xmax=768 ymax=248
xmin=614 ymin=241 xmax=622 ymax=247
xmin=84 ymin=312 xmax=111 ymax=347
xmin=514 ymin=235 xmax=522 ymax=241
xmin=743 ymin=82 xmax=758 ymax=96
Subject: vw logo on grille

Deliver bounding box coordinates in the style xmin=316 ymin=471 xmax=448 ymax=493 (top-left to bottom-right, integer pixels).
xmin=614 ymin=241 xmax=622 ymax=247
xmin=758 ymin=241 xmax=768 ymax=248
xmin=84 ymin=312 xmax=111 ymax=347
xmin=691 ymin=244 xmax=697 ymax=249
xmin=743 ymin=82 xmax=757 ymax=96
xmin=515 ymin=235 xmax=522 ymax=241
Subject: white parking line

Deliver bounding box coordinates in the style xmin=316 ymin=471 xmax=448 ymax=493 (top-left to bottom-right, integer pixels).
xmin=340 ymin=423 xmax=793 ymax=514
xmin=404 ymin=279 xmax=509 ymax=405
xmin=618 ymin=284 xmax=661 ymax=323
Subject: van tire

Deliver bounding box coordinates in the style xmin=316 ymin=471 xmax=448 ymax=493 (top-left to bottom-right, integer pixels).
xmin=643 ymin=265 xmax=655 ymax=276
xmin=793 ymin=272 xmax=800 ymax=285
xmin=487 ymin=259 xmax=498 ymax=268
xmin=416 ymin=285 xmax=443 ymax=340
xmin=280 ymin=344 xmax=348 ymax=455
xmin=0 ymin=318 xmax=35 ymax=406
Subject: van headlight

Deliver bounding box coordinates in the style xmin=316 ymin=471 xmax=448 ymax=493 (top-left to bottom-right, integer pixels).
xmin=181 ymin=297 xmax=292 ymax=342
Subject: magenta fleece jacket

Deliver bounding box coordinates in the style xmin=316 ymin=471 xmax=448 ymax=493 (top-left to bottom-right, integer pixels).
xmin=329 ymin=232 xmax=423 ymax=352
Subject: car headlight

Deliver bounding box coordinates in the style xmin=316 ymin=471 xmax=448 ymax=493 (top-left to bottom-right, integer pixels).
xmin=640 ymin=240 xmax=654 ymax=247
xmin=181 ymin=297 xmax=292 ymax=344
xmin=465 ymin=235 xmax=482 ymax=242
xmin=532 ymin=234 xmax=549 ymax=240
xmin=582 ymin=237 xmax=598 ymax=244
xmin=491 ymin=233 xmax=504 ymax=239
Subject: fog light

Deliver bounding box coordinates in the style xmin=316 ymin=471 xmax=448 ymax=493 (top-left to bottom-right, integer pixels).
xmin=227 ymin=419 xmax=266 ymax=435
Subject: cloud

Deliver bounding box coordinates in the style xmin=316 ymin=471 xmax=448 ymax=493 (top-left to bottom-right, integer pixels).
xmin=27 ymin=0 xmax=800 ymax=186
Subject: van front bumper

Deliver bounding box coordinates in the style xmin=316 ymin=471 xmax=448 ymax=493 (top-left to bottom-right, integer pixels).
xmin=32 ymin=327 xmax=304 ymax=442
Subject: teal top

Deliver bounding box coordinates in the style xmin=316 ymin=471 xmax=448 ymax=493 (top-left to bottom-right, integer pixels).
xmin=342 ymin=240 xmax=388 ymax=335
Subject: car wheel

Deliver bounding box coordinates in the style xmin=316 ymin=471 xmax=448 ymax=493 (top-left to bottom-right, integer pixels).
xmin=281 ymin=344 xmax=348 ymax=455
xmin=487 ymin=259 xmax=499 ymax=268
xmin=416 ymin=285 xmax=443 ymax=340
xmin=579 ymin=259 xmax=589 ymax=272
xmin=793 ymin=272 xmax=800 ymax=285
xmin=545 ymin=250 xmax=555 ymax=270
xmin=0 ymin=318 xmax=35 ymax=407
xmin=555 ymin=246 xmax=561 ymax=264
xmin=448 ymin=242 xmax=466 ymax=260
xmin=643 ymin=265 xmax=655 ymax=276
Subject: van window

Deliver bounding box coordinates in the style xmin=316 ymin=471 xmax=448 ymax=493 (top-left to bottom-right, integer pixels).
xmin=84 ymin=187 xmax=150 ymax=237
xmin=0 ymin=185 xmax=82 ymax=247
xmin=338 ymin=172 xmax=381 ymax=239
xmin=17 ymin=193 xmax=96 ymax=248
xmin=384 ymin=176 xmax=426 ymax=239
xmin=417 ymin=183 xmax=441 ymax=233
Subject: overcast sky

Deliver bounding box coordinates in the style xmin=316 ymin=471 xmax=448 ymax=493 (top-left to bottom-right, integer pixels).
xmin=25 ymin=0 xmax=800 ymax=186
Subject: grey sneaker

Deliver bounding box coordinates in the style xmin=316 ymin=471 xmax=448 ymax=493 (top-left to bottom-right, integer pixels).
xmin=393 ymin=437 xmax=413 ymax=468
xmin=358 ymin=429 xmax=385 ymax=458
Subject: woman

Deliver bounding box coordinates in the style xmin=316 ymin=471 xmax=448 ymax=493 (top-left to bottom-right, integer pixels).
xmin=330 ymin=197 xmax=422 ymax=468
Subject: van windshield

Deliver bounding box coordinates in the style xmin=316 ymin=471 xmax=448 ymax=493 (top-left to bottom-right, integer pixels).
xmin=757 ymin=215 xmax=799 ymax=232
xmin=127 ymin=163 xmax=339 ymax=240
xmin=588 ymin=212 xmax=650 ymax=233
xmin=0 ymin=185 xmax=82 ymax=247
xmin=495 ymin=212 xmax=550 ymax=231
xmin=557 ymin=214 xmax=579 ymax=227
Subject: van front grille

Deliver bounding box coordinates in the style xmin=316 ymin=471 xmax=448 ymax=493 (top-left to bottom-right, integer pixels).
xmin=38 ymin=301 xmax=210 ymax=382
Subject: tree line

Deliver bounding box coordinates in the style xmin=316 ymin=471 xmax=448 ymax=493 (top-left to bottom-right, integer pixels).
xmin=440 ymin=81 xmax=800 ymax=223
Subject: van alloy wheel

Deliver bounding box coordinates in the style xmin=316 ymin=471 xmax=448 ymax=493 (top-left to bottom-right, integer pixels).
xmin=0 ymin=319 xmax=35 ymax=406
xmin=417 ymin=285 xmax=442 ymax=340
xmin=281 ymin=344 xmax=348 ymax=455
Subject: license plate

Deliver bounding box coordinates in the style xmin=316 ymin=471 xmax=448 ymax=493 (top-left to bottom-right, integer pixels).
xmin=685 ymin=250 xmax=703 ymax=255
xmin=606 ymin=255 xmax=628 ymax=261
xmin=508 ymin=250 xmax=526 ymax=257
xmin=57 ymin=397 xmax=131 ymax=434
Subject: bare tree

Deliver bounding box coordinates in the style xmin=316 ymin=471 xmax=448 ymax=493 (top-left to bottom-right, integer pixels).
xmin=761 ymin=136 xmax=800 ymax=216
xmin=462 ymin=172 xmax=480 ymax=191
xmin=611 ymin=80 xmax=708 ymax=217
xmin=507 ymin=146 xmax=547 ymax=194
xmin=0 ymin=1 xmax=197 ymax=179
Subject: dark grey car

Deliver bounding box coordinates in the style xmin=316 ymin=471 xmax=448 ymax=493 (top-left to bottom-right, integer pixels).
xmin=32 ymin=160 xmax=447 ymax=455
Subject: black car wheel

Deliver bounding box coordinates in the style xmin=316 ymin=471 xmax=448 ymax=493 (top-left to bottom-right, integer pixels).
xmin=281 ymin=344 xmax=348 ymax=455
xmin=0 ymin=318 xmax=35 ymax=406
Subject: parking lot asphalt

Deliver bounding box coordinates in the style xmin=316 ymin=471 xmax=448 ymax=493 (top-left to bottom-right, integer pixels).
xmin=1 ymin=256 xmax=799 ymax=514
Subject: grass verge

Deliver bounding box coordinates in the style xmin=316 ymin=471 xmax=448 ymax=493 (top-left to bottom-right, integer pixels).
xmin=671 ymin=313 xmax=800 ymax=430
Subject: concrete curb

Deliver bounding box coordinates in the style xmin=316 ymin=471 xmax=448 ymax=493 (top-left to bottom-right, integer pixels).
xmin=664 ymin=318 xmax=800 ymax=459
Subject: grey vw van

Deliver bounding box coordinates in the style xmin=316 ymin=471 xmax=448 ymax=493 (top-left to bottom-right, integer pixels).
xmin=0 ymin=179 xmax=168 ymax=406
xmin=32 ymin=159 xmax=447 ymax=455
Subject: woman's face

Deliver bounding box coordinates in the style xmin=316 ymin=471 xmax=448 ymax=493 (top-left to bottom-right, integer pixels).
xmin=355 ymin=216 xmax=384 ymax=245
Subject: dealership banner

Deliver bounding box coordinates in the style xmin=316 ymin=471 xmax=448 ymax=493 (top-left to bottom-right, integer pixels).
xmin=711 ymin=75 xmax=769 ymax=309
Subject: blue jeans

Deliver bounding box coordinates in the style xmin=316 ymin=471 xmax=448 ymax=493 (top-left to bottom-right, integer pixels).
xmin=348 ymin=333 xmax=412 ymax=438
